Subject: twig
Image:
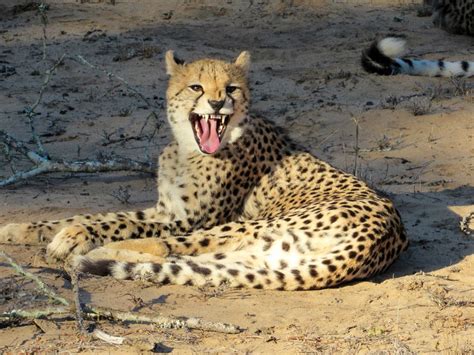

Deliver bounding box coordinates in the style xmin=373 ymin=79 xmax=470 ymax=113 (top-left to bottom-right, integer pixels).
xmin=25 ymin=54 xmax=65 ymax=155
xmin=0 ymin=130 xmax=154 ymax=187
xmin=82 ymin=306 xmax=243 ymax=334
xmin=0 ymin=307 xmax=70 ymax=323
xmin=0 ymin=251 xmax=70 ymax=306
xmin=316 ymin=129 xmax=338 ymax=148
xmin=0 ymin=130 xmax=47 ymax=164
xmin=72 ymin=55 xmax=157 ymax=110
xmin=91 ymin=329 xmax=125 ymax=345
xmin=351 ymin=116 xmax=360 ymax=177
xmin=38 ymin=3 xmax=48 ymax=61
xmin=1 ymin=253 xmax=243 ymax=334
xmin=1 ymin=51 xmax=162 ymax=186
xmin=1 ymin=142 xmax=17 ymax=174
xmin=139 ymin=111 xmax=163 ymax=140
xmin=71 ymin=54 xmax=164 ymax=143
xmin=0 ymin=305 xmax=243 ymax=334
xmin=71 ymin=271 xmax=86 ymax=334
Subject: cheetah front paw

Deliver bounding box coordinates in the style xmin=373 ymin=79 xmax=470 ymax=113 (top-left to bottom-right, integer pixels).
xmin=47 ymin=224 xmax=97 ymax=261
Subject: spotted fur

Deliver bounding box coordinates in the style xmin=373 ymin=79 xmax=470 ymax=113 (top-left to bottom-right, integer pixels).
xmin=362 ymin=37 xmax=473 ymax=77
xmin=429 ymin=0 xmax=474 ymax=35
xmin=0 ymin=51 xmax=408 ymax=290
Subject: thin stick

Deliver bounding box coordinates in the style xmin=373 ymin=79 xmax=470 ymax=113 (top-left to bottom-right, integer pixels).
xmin=91 ymin=329 xmax=125 ymax=345
xmin=1 ymin=142 xmax=17 ymax=174
xmin=0 ymin=131 xmax=154 ymax=187
xmin=1 ymin=305 xmax=243 ymax=334
xmin=71 ymin=271 xmax=86 ymax=334
xmin=72 ymin=55 xmax=157 ymax=109
xmin=38 ymin=3 xmax=48 ymax=61
xmin=83 ymin=306 xmax=243 ymax=334
xmin=72 ymin=54 xmax=164 ymax=142
xmin=0 ymin=155 xmax=154 ymax=187
xmin=0 ymin=251 xmax=70 ymax=306
xmin=1 ymin=156 xmax=154 ymax=187
xmin=0 ymin=307 xmax=69 ymax=321
xmin=1 ymin=253 xmax=242 ymax=334
xmin=25 ymin=54 xmax=66 ymax=155
xmin=351 ymin=116 xmax=360 ymax=177
xmin=0 ymin=130 xmax=47 ymax=164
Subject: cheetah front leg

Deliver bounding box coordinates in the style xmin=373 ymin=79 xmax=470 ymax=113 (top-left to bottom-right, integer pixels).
xmin=0 ymin=208 xmax=159 ymax=246
xmin=47 ymin=216 xmax=261 ymax=262
xmin=47 ymin=220 xmax=158 ymax=260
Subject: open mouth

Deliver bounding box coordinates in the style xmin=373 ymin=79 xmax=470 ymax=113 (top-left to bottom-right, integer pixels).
xmin=189 ymin=113 xmax=230 ymax=154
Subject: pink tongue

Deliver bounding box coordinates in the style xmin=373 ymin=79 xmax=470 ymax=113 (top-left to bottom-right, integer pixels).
xmin=198 ymin=118 xmax=220 ymax=154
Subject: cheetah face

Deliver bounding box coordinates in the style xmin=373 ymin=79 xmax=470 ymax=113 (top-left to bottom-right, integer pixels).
xmin=165 ymin=50 xmax=250 ymax=154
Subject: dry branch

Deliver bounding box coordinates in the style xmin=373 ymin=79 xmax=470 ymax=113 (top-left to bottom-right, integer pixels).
xmin=72 ymin=55 xmax=158 ymax=110
xmin=0 ymin=251 xmax=69 ymax=306
xmin=0 ymin=130 xmax=154 ymax=187
xmin=1 ymin=251 xmax=243 ymax=334
xmin=0 ymin=52 xmax=162 ymax=187
xmin=71 ymin=54 xmax=164 ymax=137
xmin=83 ymin=306 xmax=243 ymax=334
xmin=0 ymin=305 xmax=243 ymax=335
xmin=0 ymin=307 xmax=70 ymax=322
xmin=351 ymin=116 xmax=360 ymax=177
xmin=25 ymin=54 xmax=65 ymax=155
xmin=38 ymin=3 xmax=49 ymax=61
xmin=71 ymin=271 xmax=86 ymax=334
xmin=91 ymin=329 xmax=125 ymax=345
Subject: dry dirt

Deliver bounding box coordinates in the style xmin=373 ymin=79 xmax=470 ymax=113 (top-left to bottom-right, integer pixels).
xmin=0 ymin=0 xmax=473 ymax=353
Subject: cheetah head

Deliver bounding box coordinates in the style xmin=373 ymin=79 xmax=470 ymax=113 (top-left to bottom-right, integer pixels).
xmin=165 ymin=50 xmax=250 ymax=154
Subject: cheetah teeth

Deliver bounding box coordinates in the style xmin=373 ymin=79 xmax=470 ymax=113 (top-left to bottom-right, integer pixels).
xmin=198 ymin=114 xmax=230 ymax=123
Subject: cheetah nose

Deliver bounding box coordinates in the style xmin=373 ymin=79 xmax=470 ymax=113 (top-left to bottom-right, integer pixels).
xmin=208 ymin=99 xmax=225 ymax=112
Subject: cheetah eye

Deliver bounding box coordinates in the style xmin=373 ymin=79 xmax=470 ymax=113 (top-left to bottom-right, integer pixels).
xmin=226 ymin=86 xmax=238 ymax=94
xmin=189 ymin=84 xmax=203 ymax=92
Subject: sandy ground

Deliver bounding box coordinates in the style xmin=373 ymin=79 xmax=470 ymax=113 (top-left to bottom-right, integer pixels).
xmin=0 ymin=0 xmax=473 ymax=353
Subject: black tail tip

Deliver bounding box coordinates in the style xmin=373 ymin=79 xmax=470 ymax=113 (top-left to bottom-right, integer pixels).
xmin=77 ymin=257 xmax=115 ymax=276
xmin=361 ymin=40 xmax=398 ymax=76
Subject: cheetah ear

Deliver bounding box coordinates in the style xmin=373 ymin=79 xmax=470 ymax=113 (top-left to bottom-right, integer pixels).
xmin=165 ymin=50 xmax=185 ymax=76
xmin=235 ymin=51 xmax=251 ymax=73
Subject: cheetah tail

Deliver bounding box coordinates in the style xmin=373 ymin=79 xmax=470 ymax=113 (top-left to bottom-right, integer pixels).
xmin=76 ymin=256 xmax=350 ymax=291
xmin=361 ymin=37 xmax=474 ymax=77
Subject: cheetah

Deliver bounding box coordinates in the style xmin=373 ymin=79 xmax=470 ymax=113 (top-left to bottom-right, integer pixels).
xmin=362 ymin=37 xmax=473 ymax=77
xmin=0 ymin=51 xmax=408 ymax=290
xmin=428 ymin=0 xmax=474 ymax=36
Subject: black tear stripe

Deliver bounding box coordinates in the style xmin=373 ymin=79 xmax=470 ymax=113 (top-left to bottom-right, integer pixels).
xmin=461 ymin=61 xmax=469 ymax=72
xmin=173 ymin=87 xmax=186 ymax=98
xmin=190 ymin=92 xmax=204 ymax=113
